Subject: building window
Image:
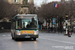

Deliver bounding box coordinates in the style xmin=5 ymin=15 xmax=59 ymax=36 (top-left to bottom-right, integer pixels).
xmin=15 ymin=0 xmax=18 ymax=2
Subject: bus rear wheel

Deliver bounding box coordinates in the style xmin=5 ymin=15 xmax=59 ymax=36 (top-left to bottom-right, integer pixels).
xmin=12 ymin=37 xmax=14 ymax=39
xmin=12 ymin=35 xmax=14 ymax=40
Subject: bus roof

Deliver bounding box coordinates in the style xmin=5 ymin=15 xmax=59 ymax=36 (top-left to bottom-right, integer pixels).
xmin=11 ymin=14 xmax=37 ymax=20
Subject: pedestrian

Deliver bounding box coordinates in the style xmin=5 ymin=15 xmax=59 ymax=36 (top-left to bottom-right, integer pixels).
xmin=48 ymin=26 xmax=51 ymax=32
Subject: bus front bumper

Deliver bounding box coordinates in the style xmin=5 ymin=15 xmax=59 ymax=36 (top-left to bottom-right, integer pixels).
xmin=15 ymin=35 xmax=38 ymax=38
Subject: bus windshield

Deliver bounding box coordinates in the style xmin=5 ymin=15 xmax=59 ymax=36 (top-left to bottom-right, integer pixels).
xmin=16 ymin=18 xmax=38 ymax=30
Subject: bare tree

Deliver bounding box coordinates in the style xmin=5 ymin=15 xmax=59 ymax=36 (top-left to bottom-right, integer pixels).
xmin=29 ymin=3 xmax=35 ymax=14
xmin=0 ymin=0 xmax=18 ymax=19
xmin=37 ymin=1 xmax=75 ymax=20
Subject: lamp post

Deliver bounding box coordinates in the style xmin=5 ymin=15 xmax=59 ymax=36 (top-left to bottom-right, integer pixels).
xmin=64 ymin=14 xmax=68 ymax=35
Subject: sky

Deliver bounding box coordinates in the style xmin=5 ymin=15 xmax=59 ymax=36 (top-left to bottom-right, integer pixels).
xmin=34 ymin=0 xmax=61 ymax=6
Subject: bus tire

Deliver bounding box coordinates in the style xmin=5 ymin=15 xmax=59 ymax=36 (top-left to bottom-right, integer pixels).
xmin=12 ymin=34 xmax=14 ymax=40
xmin=12 ymin=36 xmax=14 ymax=39
xmin=14 ymin=37 xmax=17 ymax=41
xmin=33 ymin=38 xmax=36 ymax=41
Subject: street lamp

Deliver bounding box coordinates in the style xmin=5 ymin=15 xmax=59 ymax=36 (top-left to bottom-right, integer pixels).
xmin=64 ymin=14 xmax=68 ymax=35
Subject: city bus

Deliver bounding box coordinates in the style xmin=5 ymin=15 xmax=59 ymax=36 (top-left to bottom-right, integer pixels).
xmin=11 ymin=14 xmax=38 ymax=40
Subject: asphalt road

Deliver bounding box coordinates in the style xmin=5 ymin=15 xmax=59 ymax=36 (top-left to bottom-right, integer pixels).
xmin=0 ymin=32 xmax=75 ymax=50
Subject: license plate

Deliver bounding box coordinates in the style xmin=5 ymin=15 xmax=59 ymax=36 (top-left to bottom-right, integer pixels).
xmin=25 ymin=36 xmax=30 ymax=38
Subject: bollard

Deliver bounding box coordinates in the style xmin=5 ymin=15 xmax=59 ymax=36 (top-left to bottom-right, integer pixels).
xmin=68 ymin=31 xmax=71 ymax=37
xmin=68 ymin=26 xmax=72 ymax=37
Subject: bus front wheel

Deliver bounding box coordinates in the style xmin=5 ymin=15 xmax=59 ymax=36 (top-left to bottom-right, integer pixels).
xmin=33 ymin=38 xmax=36 ymax=41
xmin=14 ymin=37 xmax=17 ymax=41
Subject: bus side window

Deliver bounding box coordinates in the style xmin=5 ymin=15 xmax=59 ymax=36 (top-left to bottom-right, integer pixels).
xmin=11 ymin=21 xmax=15 ymax=30
xmin=16 ymin=20 xmax=22 ymax=29
xmin=16 ymin=21 xmax=18 ymax=29
xmin=16 ymin=20 xmax=20 ymax=29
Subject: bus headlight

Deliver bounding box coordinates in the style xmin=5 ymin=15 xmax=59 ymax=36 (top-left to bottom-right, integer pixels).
xmin=16 ymin=31 xmax=21 ymax=35
xmin=34 ymin=31 xmax=38 ymax=35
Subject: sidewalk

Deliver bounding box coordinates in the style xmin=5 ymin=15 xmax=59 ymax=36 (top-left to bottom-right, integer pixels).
xmin=39 ymin=30 xmax=75 ymax=34
xmin=0 ymin=29 xmax=11 ymax=33
xmin=39 ymin=30 xmax=58 ymax=33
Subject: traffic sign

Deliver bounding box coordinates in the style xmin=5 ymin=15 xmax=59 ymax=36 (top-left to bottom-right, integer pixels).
xmin=66 ymin=15 xmax=68 ymax=17
xmin=52 ymin=18 xmax=56 ymax=24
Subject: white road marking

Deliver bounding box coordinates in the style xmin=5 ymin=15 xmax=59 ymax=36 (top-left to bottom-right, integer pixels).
xmin=40 ymin=37 xmax=75 ymax=45
xmin=8 ymin=35 xmax=11 ymax=36
xmin=2 ymin=35 xmax=10 ymax=37
xmin=2 ymin=35 xmax=6 ymax=36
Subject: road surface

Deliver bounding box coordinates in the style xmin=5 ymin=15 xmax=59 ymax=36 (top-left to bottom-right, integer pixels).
xmin=0 ymin=32 xmax=75 ymax=50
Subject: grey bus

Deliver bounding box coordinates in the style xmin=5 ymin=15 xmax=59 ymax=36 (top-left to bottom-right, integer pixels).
xmin=11 ymin=14 xmax=38 ymax=40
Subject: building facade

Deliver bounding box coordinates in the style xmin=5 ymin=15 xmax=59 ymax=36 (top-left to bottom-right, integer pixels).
xmin=61 ymin=0 xmax=74 ymax=2
xmin=6 ymin=0 xmax=23 ymax=4
xmin=0 ymin=0 xmax=34 ymax=22
xmin=5 ymin=0 xmax=34 ymax=14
